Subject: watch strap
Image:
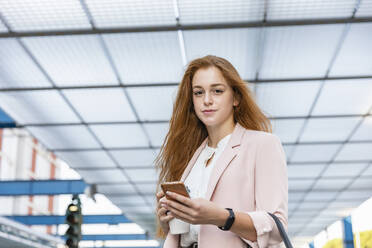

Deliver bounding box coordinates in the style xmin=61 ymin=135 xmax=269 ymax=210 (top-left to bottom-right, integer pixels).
xmin=218 ymin=208 xmax=235 ymax=231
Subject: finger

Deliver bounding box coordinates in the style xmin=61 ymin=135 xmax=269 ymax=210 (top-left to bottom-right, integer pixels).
xmin=156 ymin=197 xmax=168 ymax=211
xmin=157 ymin=207 xmax=168 ymax=217
xmin=166 ymin=192 xmax=193 ymax=207
xmin=160 ymin=214 xmax=174 ymax=223
xmin=165 ymin=199 xmax=191 ymax=214
xmin=159 ymin=196 xmax=166 ymax=204
xmin=156 ymin=191 xmax=165 ymax=201
xmin=167 ymin=205 xmax=192 ymax=223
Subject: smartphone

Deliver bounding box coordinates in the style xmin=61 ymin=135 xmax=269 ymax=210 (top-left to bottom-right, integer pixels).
xmin=161 ymin=181 xmax=190 ymax=200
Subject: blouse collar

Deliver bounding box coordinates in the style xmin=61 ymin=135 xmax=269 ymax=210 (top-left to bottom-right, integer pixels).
xmin=206 ymin=133 xmax=232 ymax=151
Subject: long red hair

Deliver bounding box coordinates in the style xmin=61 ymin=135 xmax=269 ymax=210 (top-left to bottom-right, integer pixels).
xmin=155 ymin=55 xmax=272 ymax=238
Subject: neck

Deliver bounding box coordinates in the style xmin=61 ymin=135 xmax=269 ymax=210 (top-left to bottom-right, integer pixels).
xmin=206 ymin=118 xmax=236 ymax=148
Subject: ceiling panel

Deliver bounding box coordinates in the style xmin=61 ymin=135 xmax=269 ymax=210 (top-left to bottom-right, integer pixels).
xmin=90 ymin=124 xmax=149 ymax=148
xmin=322 ymin=163 xmax=367 ymax=177
xmin=28 ymin=125 xmax=100 ymax=149
xmin=313 ymin=178 xmax=353 ymax=190
xmin=289 ymin=192 xmax=306 ymax=202
xmin=300 ymin=117 xmax=361 ymax=142
xmin=348 ymin=177 xmax=372 ymax=190
xmin=303 ymin=191 xmax=338 ymax=201
xmin=145 ymin=195 xmax=157 ymax=206
xmin=283 ymin=145 xmax=295 ymax=161
xmin=22 ymin=35 xmax=119 ymax=86
xmin=259 ymin=25 xmax=343 ymax=79
xmin=63 ymin=88 xmax=136 ymax=122
xmin=361 ymin=164 xmax=372 ymax=177
xmin=356 ymin=0 xmax=372 ymax=17
xmin=127 ymin=86 xmax=177 ymax=121
xmin=313 ymin=79 xmax=372 ymax=115
xmin=288 ymin=223 xmax=306 ymax=233
xmin=103 ymin=32 xmax=184 ymax=84
xmin=288 ymin=179 xmax=314 ymax=191
xmin=110 ymin=149 xmax=157 ymax=168
xmin=136 ymin=183 xmax=157 ymax=195
xmin=326 ymin=200 xmax=363 ymax=210
xmin=97 ymin=184 xmax=137 ymax=195
xmin=296 ymin=227 xmax=322 ymax=236
xmin=290 ymin=144 xmax=340 ymax=162
xmin=267 ymin=0 xmax=355 ymax=20
xmin=0 ymin=0 xmax=91 ymax=31
xmin=337 ymin=190 xmax=372 ymax=200
xmin=297 ymin=201 xmax=329 ymax=211
xmin=335 ymin=143 xmax=372 ymax=161
xmin=0 ymin=90 xmax=80 ymax=124
xmin=85 ymin=0 xmax=176 ymax=28
xmin=288 ymin=164 xmax=325 ymax=179
xmin=0 ymin=39 xmax=51 ymax=88
xmin=350 ymin=116 xmax=372 ymax=141
xmin=271 ymin=119 xmax=305 ymax=143
xmin=289 ymin=202 xmax=299 ymax=212
xmin=256 ymin=82 xmax=321 ymax=117
xmin=76 ymin=168 xmax=128 ymax=184
xmin=317 ymin=209 xmax=344 ymax=218
xmin=183 ymin=28 xmax=260 ymax=79
xmin=311 ymin=216 xmax=339 ymax=227
xmin=125 ymin=168 xmax=158 ymax=183
xmin=143 ymin=123 xmax=169 ymax=147
xmin=330 ymin=23 xmax=372 ymax=76
xmin=290 ymin=211 xmax=315 ymax=219
xmin=56 ymin=150 xmax=116 ymax=169
xmin=178 ymin=0 xmax=264 ymax=24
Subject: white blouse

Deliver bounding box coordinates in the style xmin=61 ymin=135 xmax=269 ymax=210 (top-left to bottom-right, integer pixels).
xmin=180 ymin=133 xmax=232 ymax=247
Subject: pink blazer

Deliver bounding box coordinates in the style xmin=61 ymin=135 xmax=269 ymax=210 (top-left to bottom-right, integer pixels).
xmin=163 ymin=123 xmax=288 ymax=248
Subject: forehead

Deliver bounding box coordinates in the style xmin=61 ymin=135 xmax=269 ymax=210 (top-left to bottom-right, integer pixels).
xmin=192 ymin=67 xmax=228 ymax=87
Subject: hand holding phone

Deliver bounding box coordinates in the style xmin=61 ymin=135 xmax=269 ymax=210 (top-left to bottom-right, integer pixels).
xmin=160 ymin=181 xmax=190 ymax=200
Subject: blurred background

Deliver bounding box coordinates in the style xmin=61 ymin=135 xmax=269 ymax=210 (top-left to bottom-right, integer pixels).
xmin=0 ymin=0 xmax=372 ymax=247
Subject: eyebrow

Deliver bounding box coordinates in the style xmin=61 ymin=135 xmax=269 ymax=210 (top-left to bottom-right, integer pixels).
xmin=192 ymin=83 xmax=226 ymax=89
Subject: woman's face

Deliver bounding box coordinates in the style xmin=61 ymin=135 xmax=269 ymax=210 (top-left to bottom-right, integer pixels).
xmin=192 ymin=66 xmax=237 ymax=129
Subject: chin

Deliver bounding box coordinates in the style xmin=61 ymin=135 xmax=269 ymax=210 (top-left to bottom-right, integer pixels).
xmin=200 ymin=119 xmax=220 ymax=128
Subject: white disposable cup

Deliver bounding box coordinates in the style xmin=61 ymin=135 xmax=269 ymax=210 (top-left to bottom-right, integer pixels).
xmin=169 ymin=217 xmax=190 ymax=234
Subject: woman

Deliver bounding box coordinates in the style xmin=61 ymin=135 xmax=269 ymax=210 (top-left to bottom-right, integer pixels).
xmin=155 ymin=55 xmax=287 ymax=248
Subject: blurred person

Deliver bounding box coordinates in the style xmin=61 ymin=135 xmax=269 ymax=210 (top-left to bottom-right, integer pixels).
xmin=155 ymin=55 xmax=288 ymax=248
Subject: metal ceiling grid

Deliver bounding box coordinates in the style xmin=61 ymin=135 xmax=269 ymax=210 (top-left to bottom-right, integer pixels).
xmin=0 ymin=2 xmax=158 ymax=236
xmin=0 ymin=0 xmax=372 ymax=245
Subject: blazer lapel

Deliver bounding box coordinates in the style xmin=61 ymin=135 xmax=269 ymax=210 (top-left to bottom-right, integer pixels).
xmin=180 ymin=138 xmax=208 ymax=182
xmin=205 ymin=123 xmax=245 ymax=201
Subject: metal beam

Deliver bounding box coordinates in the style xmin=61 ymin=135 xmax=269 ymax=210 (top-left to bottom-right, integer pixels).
xmin=0 ymin=180 xmax=87 ymax=196
xmin=3 ymin=113 xmax=367 ymax=129
xmin=1 ymin=17 xmax=372 ymax=38
xmin=65 ymin=234 xmax=148 ymax=241
xmin=5 ymin=215 xmax=131 ymax=225
xmin=83 ymin=247 xmax=158 ymax=248
xmin=0 ymin=75 xmax=371 ymax=93
xmin=51 ymin=139 xmax=372 ymax=153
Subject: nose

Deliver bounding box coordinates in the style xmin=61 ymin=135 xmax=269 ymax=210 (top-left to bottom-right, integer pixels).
xmin=203 ymin=92 xmax=213 ymax=106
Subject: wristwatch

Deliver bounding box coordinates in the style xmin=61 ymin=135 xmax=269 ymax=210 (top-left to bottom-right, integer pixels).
xmin=218 ymin=208 xmax=235 ymax=231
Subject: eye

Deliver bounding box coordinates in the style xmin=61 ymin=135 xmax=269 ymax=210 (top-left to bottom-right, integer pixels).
xmin=214 ymin=89 xmax=224 ymax=94
xmin=193 ymin=91 xmax=203 ymax=96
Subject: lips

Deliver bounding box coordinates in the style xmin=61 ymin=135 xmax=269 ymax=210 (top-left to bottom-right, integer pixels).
xmin=202 ymin=109 xmax=216 ymax=113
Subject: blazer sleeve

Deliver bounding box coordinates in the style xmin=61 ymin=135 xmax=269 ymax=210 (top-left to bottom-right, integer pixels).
xmin=241 ymin=134 xmax=288 ymax=248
